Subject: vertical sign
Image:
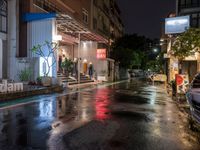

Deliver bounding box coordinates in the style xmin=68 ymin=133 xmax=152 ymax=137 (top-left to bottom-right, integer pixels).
xmin=176 ymin=74 xmax=189 ymax=94
xmin=97 ymin=49 xmax=106 ymax=59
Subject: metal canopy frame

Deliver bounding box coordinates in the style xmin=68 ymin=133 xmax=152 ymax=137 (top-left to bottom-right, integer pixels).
xmin=56 ymin=14 xmax=108 ymax=43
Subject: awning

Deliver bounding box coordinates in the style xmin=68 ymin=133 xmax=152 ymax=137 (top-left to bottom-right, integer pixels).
xmin=56 ymin=14 xmax=108 ymax=43
xmin=23 ymin=13 xmax=56 ymax=22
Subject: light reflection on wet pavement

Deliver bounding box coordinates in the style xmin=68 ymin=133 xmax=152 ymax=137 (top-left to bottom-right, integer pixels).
xmin=0 ymin=79 xmax=199 ymax=150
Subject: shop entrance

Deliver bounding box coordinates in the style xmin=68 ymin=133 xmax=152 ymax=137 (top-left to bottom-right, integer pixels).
xmin=83 ymin=62 xmax=88 ymax=75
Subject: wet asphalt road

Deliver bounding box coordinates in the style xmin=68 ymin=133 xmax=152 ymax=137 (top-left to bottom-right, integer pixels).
xmin=0 ymin=79 xmax=199 ymax=150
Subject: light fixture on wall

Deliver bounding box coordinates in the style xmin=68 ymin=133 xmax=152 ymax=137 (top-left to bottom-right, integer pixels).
xmin=83 ymin=42 xmax=87 ymax=48
xmin=83 ymin=59 xmax=87 ymax=63
xmin=53 ymin=35 xmax=62 ymax=41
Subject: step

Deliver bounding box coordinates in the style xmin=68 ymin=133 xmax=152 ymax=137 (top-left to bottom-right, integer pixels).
xmin=68 ymin=80 xmax=94 ymax=85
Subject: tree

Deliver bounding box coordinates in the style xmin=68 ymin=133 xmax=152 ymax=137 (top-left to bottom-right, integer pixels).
xmin=132 ymin=51 xmax=145 ymax=69
xmin=31 ymin=41 xmax=58 ymax=77
xmin=111 ymin=34 xmax=152 ymax=69
xmin=111 ymin=47 xmax=135 ymax=69
xmin=172 ymin=28 xmax=200 ymax=60
xmin=172 ymin=28 xmax=200 ymax=73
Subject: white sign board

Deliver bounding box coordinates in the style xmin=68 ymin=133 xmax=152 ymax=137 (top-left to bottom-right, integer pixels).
xmin=0 ymin=80 xmax=23 ymax=93
xmin=165 ymin=16 xmax=190 ymax=34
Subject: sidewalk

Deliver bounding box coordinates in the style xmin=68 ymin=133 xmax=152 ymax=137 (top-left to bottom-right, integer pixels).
xmin=0 ymin=85 xmax=64 ymax=101
xmin=0 ymin=80 xmax=103 ymax=102
xmin=166 ymin=88 xmax=200 ymax=141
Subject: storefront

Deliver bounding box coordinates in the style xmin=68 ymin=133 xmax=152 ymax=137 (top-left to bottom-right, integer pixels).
xmin=168 ymin=55 xmax=198 ymax=83
xmin=24 ymin=12 xmax=110 ymax=81
xmin=56 ymin=14 xmax=110 ymax=81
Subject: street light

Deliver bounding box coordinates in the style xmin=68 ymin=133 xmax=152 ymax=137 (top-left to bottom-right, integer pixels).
xmin=153 ymin=48 xmax=158 ymax=53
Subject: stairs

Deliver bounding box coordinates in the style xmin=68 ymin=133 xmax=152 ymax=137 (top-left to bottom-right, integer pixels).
xmin=57 ymin=73 xmax=76 ymax=86
xmin=57 ymin=73 xmax=94 ymax=86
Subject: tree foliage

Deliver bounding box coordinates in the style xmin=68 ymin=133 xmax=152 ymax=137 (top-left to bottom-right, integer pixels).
xmin=172 ymin=28 xmax=200 ymax=60
xmin=111 ymin=34 xmax=151 ymax=69
xmin=61 ymin=58 xmax=74 ymax=74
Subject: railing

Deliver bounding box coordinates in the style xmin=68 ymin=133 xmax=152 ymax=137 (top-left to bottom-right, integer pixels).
xmin=33 ymin=0 xmax=61 ymax=13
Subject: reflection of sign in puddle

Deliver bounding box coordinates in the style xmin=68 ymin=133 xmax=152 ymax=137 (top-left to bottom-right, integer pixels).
xmin=0 ymin=80 xmax=23 ymax=93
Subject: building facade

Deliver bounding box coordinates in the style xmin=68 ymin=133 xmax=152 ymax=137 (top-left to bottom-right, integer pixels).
xmin=177 ymin=0 xmax=200 ymax=81
xmin=163 ymin=1 xmax=200 ymax=82
xmin=2 ymin=0 xmax=123 ymax=82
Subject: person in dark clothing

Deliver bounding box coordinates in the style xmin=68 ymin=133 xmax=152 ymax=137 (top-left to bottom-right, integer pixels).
xmin=88 ymin=63 xmax=93 ymax=79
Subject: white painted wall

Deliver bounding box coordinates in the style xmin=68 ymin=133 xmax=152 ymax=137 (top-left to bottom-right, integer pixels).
xmin=27 ymin=19 xmax=57 ymax=78
xmin=74 ymin=41 xmax=109 ymax=80
xmin=7 ymin=0 xmax=18 ymax=80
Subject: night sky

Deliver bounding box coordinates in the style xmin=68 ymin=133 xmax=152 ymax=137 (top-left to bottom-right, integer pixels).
xmin=116 ymin=0 xmax=176 ymax=39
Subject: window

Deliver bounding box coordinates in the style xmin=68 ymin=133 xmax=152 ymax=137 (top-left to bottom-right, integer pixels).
xmin=190 ymin=12 xmax=200 ymax=27
xmin=0 ymin=0 xmax=7 ymax=33
xmin=93 ymin=18 xmax=97 ymax=30
xmin=186 ymin=0 xmax=192 ymax=5
xmin=179 ymin=0 xmax=200 ymax=9
xmin=82 ymin=9 xmax=88 ymax=24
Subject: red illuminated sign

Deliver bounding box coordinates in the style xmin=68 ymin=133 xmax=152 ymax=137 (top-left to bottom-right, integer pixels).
xmin=97 ymin=49 xmax=106 ymax=59
xmin=176 ymin=75 xmax=184 ymax=86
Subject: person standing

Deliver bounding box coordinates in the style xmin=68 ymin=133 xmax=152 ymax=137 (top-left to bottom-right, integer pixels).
xmin=88 ymin=63 xmax=93 ymax=79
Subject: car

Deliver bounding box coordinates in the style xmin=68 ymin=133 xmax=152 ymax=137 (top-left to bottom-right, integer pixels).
xmin=186 ymin=73 xmax=200 ymax=124
xmin=128 ymin=69 xmax=144 ymax=78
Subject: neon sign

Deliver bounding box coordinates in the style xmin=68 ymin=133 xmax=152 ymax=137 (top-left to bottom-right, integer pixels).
xmin=97 ymin=49 xmax=106 ymax=59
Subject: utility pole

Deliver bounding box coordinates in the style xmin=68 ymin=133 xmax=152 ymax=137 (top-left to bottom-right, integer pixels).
xmin=78 ymin=33 xmax=81 ymax=84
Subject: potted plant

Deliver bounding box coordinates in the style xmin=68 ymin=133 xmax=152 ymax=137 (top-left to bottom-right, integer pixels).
xmin=31 ymin=41 xmax=58 ymax=86
xmin=36 ymin=76 xmax=42 ymax=86
xmin=61 ymin=58 xmax=74 ymax=77
xmin=18 ymin=67 xmax=32 ymax=84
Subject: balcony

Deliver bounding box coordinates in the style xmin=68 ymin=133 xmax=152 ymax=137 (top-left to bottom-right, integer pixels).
xmin=33 ymin=0 xmax=61 ymax=12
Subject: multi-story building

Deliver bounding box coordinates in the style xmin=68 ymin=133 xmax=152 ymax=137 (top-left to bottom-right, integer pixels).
xmin=1 ymin=0 xmax=123 ymax=82
xmin=176 ymin=0 xmax=200 ymax=81
xmin=163 ymin=1 xmax=200 ymax=82
xmin=91 ymin=0 xmax=124 ymax=81
xmin=177 ymin=0 xmax=200 ymax=28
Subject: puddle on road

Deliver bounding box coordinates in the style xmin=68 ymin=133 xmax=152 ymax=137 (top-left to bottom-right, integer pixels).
xmin=111 ymin=111 xmax=153 ymax=122
xmin=114 ymin=94 xmax=151 ymax=105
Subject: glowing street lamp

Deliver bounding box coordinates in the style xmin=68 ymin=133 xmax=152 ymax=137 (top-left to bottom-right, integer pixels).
xmin=153 ymin=48 xmax=158 ymax=53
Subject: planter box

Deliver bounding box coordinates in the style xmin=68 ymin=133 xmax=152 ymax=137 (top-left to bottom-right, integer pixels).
xmin=97 ymin=75 xmax=107 ymax=81
xmin=41 ymin=77 xmax=52 ymax=87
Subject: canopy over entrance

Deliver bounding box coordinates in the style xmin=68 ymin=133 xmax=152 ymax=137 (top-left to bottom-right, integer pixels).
xmin=56 ymin=14 xmax=108 ymax=43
